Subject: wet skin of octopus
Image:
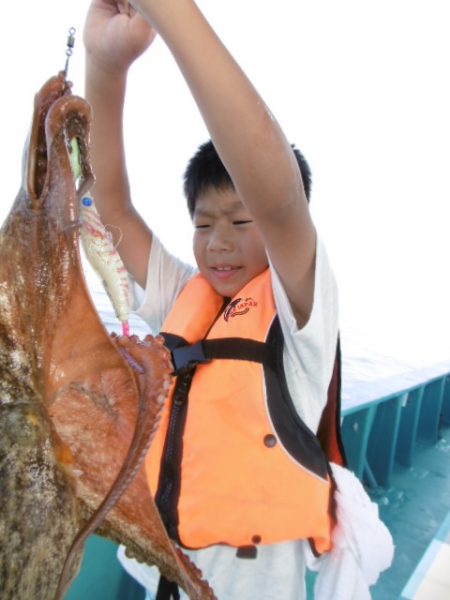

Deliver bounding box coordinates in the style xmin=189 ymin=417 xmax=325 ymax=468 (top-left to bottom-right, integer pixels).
xmin=0 ymin=72 xmax=216 ymax=600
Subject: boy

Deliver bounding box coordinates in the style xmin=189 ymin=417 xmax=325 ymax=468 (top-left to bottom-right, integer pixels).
xmin=84 ymin=1 xmax=341 ymax=598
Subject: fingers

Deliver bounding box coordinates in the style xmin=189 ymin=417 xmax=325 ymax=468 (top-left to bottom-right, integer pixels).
xmin=111 ymin=331 xmax=141 ymax=346
xmin=111 ymin=332 xmax=172 ymax=374
xmin=116 ymin=0 xmax=129 ymax=14
xmin=117 ymin=0 xmax=139 ymax=18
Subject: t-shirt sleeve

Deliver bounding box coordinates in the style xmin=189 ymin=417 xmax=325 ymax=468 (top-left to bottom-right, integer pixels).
xmin=131 ymin=235 xmax=197 ymax=334
xmin=270 ymin=237 xmax=339 ymax=432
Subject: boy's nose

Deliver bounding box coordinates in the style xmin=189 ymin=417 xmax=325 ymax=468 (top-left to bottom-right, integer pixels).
xmin=207 ymin=227 xmax=234 ymax=252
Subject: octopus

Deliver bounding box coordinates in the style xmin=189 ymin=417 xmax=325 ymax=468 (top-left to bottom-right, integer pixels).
xmin=0 ymin=72 xmax=216 ymax=600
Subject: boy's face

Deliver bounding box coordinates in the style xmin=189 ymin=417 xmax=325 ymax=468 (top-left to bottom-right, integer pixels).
xmin=193 ymin=187 xmax=268 ymax=298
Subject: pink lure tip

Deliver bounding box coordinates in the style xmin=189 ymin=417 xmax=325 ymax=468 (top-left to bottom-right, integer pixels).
xmin=122 ymin=321 xmax=130 ymax=337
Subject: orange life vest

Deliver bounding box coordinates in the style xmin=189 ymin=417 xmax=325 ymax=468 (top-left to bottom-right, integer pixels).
xmin=145 ymin=268 xmax=344 ymax=555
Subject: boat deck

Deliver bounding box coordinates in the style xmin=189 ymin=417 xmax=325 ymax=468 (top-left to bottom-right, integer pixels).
xmin=374 ymin=425 xmax=450 ymax=599
xmin=401 ymin=510 xmax=450 ymax=599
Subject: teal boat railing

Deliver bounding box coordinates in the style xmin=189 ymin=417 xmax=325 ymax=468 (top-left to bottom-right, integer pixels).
xmin=341 ymin=362 xmax=450 ymax=490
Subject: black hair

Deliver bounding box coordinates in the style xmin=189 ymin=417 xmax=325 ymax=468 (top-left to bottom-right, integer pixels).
xmin=183 ymin=140 xmax=312 ymax=217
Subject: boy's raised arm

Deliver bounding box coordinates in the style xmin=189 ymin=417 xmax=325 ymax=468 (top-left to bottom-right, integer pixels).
xmin=128 ymin=0 xmax=317 ymax=327
xmin=84 ymin=0 xmax=156 ymax=288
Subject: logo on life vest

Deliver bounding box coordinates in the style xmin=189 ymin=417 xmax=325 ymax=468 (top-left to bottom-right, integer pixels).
xmin=224 ymin=297 xmax=258 ymax=321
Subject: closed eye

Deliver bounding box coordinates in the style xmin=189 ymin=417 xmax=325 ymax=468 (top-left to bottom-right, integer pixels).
xmin=233 ymin=220 xmax=252 ymax=226
xmin=194 ymin=224 xmax=211 ymax=229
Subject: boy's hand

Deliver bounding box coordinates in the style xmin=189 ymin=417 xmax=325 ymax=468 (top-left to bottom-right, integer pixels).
xmin=84 ymin=0 xmax=156 ymax=74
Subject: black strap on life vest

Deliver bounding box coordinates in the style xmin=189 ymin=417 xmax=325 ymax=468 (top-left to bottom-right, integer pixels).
xmin=155 ymin=575 xmax=180 ymax=600
xmin=163 ymin=332 xmax=345 ymax=468
xmin=163 ymin=332 xmax=273 ymax=374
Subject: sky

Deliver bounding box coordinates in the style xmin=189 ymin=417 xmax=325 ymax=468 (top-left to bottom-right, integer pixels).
xmin=1 ymin=1 xmax=450 ymax=368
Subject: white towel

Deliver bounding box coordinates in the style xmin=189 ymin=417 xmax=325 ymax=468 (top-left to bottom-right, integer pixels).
xmin=305 ymin=463 xmax=395 ymax=599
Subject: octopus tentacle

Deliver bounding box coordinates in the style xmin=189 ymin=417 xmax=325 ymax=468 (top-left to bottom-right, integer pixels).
xmin=53 ymin=335 xmax=172 ymax=600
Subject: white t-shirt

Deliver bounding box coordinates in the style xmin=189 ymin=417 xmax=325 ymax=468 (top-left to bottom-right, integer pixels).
xmin=119 ymin=235 xmax=339 ymax=600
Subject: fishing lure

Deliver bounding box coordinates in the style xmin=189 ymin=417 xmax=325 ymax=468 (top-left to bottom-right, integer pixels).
xmin=70 ymin=137 xmax=130 ymax=336
xmin=79 ymin=196 xmax=131 ymax=337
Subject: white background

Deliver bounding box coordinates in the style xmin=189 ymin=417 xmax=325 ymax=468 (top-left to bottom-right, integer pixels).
xmin=1 ymin=1 xmax=449 ymax=366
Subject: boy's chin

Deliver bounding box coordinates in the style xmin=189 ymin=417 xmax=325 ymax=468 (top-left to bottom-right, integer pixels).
xmin=209 ymin=281 xmax=241 ymax=298
xmin=202 ymin=272 xmax=245 ymax=299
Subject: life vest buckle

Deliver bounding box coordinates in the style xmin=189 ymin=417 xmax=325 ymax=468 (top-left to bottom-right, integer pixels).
xmin=171 ymin=341 xmax=210 ymax=374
